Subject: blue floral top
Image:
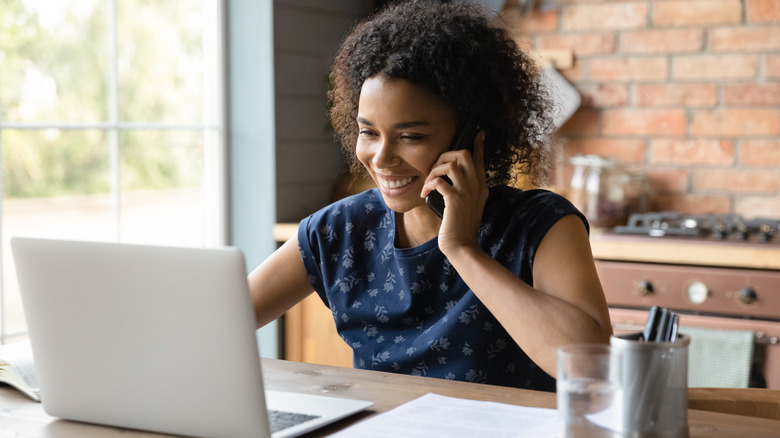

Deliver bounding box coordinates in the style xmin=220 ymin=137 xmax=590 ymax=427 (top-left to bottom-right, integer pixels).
xmin=297 ymin=186 xmax=587 ymax=391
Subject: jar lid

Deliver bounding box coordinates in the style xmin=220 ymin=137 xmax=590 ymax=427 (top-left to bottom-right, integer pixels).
xmin=569 ymin=154 xmax=619 ymax=168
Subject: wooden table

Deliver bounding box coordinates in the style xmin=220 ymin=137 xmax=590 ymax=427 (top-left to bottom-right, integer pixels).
xmin=1 ymin=359 xmax=779 ymax=437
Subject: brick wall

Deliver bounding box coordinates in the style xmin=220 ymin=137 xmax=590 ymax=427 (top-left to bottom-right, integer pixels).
xmin=504 ymin=0 xmax=780 ymax=218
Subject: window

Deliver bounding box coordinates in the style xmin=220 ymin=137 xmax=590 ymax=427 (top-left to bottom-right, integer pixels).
xmin=0 ymin=0 xmax=226 ymax=343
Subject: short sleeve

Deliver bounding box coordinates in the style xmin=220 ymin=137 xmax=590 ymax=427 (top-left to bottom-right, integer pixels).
xmin=297 ymin=214 xmax=326 ymax=298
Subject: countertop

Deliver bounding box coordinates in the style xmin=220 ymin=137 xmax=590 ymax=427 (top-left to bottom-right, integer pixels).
xmin=590 ymin=230 xmax=780 ymax=270
xmin=275 ymin=223 xmax=780 ymax=270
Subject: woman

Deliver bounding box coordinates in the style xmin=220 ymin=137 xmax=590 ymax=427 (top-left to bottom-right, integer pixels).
xmin=248 ymin=1 xmax=611 ymax=391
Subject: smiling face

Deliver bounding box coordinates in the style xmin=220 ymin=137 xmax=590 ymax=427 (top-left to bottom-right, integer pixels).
xmin=356 ymin=76 xmax=458 ymax=213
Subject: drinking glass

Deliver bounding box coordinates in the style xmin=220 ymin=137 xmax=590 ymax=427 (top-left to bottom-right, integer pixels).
xmin=557 ymin=344 xmax=620 ymax=437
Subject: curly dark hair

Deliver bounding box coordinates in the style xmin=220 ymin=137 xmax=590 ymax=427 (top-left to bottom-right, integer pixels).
xmin=328 ymin=0 xmax=554 ymax=187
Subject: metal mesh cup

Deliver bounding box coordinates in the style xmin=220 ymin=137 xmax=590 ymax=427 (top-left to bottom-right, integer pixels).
xmin=610 ymin=332 xmax=690 ymax=438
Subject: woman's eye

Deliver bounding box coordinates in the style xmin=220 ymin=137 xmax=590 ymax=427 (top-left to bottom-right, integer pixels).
xmin=358 ymin=129 xmax=376 ymax=137
xmin=400 ymin=134 xmax=424 ymax=141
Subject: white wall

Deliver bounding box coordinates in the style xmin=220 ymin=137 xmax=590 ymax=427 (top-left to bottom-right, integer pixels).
xmin=228 ymin=0 xmax=279 ymax=356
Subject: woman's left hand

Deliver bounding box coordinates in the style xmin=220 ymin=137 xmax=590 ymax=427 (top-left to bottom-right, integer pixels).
xmin=421 ymin=130 xmax=489 ymax=256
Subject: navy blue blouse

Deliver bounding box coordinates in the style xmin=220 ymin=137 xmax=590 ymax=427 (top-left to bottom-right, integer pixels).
xmin=297 ymin=186 xmax=587 ymax=391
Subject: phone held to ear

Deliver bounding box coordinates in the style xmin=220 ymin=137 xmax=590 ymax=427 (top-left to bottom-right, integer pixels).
xmin=425 ymin=122 xmax=480 ymax=218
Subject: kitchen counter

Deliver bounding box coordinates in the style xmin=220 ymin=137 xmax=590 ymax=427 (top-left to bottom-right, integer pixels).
xmin=590 ymin=230 xmax=780 ymax=270
xmin=274 ymin=223 xmax=780 ymax=270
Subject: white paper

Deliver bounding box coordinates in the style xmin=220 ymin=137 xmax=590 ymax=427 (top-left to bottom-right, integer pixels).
xmin=0 ymin=340 xmax=39 ymax=390
xmin=327 ymin=393 xmax=559 ymax=438
xmin=585 ymin=387 xmax=624 ymax=432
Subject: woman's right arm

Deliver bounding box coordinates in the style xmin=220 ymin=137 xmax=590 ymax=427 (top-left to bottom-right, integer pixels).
xmin=247 ymin=233 xmax=315 ymax=328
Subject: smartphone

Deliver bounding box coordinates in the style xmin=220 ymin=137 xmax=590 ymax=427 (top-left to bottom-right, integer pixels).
xmin=425 ymin=122 xmax=480 ymax=218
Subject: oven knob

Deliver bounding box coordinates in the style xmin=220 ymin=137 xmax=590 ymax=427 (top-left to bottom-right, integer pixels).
xmin=636 ymin=280 xmax=654 ymax=296
xmin=686 ymin=281 xmax=709 ymax=304
xmin=738 ymin=287 xmax=758 ymax=305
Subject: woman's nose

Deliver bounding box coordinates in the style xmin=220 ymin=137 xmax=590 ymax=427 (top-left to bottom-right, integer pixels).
xmin=372 ymin=139 xmax=400 ymax=168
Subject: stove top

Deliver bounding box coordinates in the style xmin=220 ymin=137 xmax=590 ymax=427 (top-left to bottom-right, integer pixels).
xmin=613 ymin=212 xmax=780 ymax=243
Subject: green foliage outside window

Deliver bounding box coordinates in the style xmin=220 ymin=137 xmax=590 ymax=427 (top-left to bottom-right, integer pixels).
xmin=0 ymin=0 xmax=208 ymax=199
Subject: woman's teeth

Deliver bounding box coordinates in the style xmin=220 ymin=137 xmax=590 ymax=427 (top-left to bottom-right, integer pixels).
xmin=381 ymin=177 xmax=414 ymax=189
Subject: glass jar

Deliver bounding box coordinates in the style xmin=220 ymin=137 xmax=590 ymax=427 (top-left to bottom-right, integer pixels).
xmin=568 ymin=155 xmax=630 ymax=228
xmin=624 ymin=172 xmax=650 ymax=218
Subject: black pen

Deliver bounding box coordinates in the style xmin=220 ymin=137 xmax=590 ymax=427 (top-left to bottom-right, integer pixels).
xmin=668 ymin=313 xmax=679 ymax=342
xmin=643 ymin=306 xmax=660 ymax=342
xmin=654 ymin=308 xmax=670 ymax=342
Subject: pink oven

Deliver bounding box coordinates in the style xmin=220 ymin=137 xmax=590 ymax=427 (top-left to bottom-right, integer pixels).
xmin=592 ymin=213 xmax=780 ymax=389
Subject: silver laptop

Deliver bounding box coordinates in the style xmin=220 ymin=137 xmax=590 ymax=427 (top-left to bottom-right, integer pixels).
xmin=11 ymin=237 xmax=372 ymax=438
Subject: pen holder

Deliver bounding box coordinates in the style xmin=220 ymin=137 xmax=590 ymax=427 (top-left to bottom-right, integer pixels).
xmin=610 ymin=332 xmax=689 ymax=438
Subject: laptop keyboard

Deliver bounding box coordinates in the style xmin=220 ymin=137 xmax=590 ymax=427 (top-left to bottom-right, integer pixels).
xmin=268 ymin=409 xmax=322 ymax=433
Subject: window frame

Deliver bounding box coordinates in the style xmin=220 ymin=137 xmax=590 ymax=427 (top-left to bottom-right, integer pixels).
xmin=0 ymin=0 xmax=229 ymax=343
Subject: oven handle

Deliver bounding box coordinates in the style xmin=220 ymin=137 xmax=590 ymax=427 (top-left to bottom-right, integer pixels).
xmin=612 ymin=323 xmax=778 ymax=345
